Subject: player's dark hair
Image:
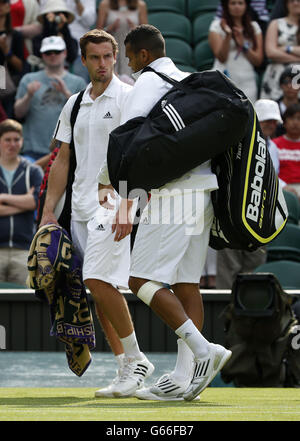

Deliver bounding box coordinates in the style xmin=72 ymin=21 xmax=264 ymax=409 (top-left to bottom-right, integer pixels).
xmin=124 ymin=24 xmax=165 ymax=56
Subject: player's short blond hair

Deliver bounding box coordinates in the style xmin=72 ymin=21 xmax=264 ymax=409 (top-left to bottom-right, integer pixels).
xmin=80 ymin=29 xmax=118 ymax=59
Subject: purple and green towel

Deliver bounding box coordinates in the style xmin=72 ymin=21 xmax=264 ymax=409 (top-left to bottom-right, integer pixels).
xmin=27 ymin=224 xmax=96 ymax=376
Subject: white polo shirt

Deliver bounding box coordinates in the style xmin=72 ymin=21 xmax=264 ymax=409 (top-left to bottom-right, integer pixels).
xmin=54 ymin=75 xmax=132 ymax=221
xmin=98 ymin=57 xmax=218 ymax=193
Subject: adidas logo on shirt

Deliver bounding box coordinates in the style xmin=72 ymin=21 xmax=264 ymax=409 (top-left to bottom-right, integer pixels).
xmin=103 ymin=111 xmax=113 ymax=119
xmin=96 ymin=224 xmax=105 ymax=231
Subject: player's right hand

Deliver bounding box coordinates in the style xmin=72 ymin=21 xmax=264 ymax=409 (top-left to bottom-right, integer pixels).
xmin=39 ymin=211 xmax=59 ymax=228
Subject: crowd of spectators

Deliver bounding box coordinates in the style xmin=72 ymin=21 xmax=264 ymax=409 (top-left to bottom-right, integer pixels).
xmin=0 ymin=0 xmax=148 ymax=286
xmin=205 ymin=0 xmax=300 ymax=288
xmin=0 ymin=0 xmax=299 ymax=288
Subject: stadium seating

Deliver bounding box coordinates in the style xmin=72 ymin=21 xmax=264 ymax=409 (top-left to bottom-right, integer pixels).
xmin=148 ymin=12 xmax=192 ymax=43
xmin=283 ymin=190 xmax=300 ymax=225
xmin=187 ymin=0 xmax=220 ymax=19
xmin=266 ymin=0 xmax=276 ymax=13
xmin=192 ymin=12 xmax=215 ymax=45
xmin=144 ymin=0 xmax=186 ymax=15
xmin=194 ymin=40 xmax=214 ymax=71
xmin=254 ymin=260 xmax=300 ymax=289
xmin=165 ymin=38 xmax=194 ymax=67
xmin=175 ymin=63 xmax=197 ymax=73
xmin=266 ymin=223 xmax=300 ymax=262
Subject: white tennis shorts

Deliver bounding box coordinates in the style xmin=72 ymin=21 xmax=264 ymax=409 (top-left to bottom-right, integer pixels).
xmin=71 ymin=204 xmax=130 ymax=289
xmin=130 ymin=189 xmax=214 ymax=285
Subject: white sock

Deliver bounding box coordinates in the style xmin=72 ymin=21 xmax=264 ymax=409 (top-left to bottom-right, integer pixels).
xmin=175 ymin=319 xmax=210 ymax=359
xmin=171 ymin=339 xmax=194 ymax=383
xmin=115 ymin=353 xmax=125 ymax=369
xmin=120 ymin=331 xmax=143 ymax=360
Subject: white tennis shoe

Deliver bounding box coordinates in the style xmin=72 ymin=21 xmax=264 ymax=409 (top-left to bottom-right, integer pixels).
xmin=112 ymin=354 xmax=155 ymax=397
xmin=136 ymin=373 xmax=188 ymax=401
xmin=94 ymin=368 xmax=123 ymax=398
xmin=134 ymin=373 xmax=200 ymax=401
xmin=183 ymin=343 xmax=232 ymax=401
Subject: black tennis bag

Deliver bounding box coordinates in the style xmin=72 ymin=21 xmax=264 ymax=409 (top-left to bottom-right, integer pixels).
xmin=209 ymin=104 xmax=288 ymax=251
xmin=107 ymin=68 xmax=250 ymax=196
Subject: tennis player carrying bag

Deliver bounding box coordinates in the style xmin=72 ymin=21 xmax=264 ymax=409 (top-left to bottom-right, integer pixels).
xmin=209 ymin=104 xmax=288 ymax=251
xmin=107 ymin=68 xmax=250 ymax=195
xmin=107 ymin=68 xmax=287 ymax=250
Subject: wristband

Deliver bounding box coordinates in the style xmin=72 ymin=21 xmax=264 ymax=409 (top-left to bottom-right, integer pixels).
xmin=286 ymin=45 xmax=293 ymax=54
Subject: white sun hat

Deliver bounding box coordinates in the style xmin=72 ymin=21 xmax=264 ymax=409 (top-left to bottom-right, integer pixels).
xmin=254 ymin=99 xmax=283 ymax=123
xmin=37 ymin=0 xmax=75 ymax=24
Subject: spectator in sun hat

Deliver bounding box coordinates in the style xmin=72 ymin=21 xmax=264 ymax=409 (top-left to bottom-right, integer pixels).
xmin=32 ymin=0 xmax=78 ymax=64
xmin=40 ymin=33 xmax=66 ymax=52
xmin=14 ymin=34 xmax=86 ymax=165
xmin=254 ymin=98 xmax=282 ymax=173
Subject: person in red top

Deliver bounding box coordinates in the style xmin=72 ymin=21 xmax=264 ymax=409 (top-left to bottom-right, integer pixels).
xmin=273 ymin=102 xmax=300 ymax=200
xmin=9 ymin=0 xmax=41 ymax=59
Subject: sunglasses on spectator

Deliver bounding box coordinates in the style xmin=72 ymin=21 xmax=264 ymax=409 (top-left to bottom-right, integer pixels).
xmin=43 ymin=50 xmax=64 ymax=56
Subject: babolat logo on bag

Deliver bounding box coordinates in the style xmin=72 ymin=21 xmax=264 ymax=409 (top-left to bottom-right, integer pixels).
xmin=246 ymin=131 xmax=267 ymax=225
xmin=210 ymin=105 xmax=288 ymax=251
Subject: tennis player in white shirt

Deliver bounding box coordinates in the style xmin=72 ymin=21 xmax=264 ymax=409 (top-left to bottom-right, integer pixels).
xmin=40 ymin=29 xmax=154 ymax=398
xmin=98 ymin=25 xmax=231 ymax=402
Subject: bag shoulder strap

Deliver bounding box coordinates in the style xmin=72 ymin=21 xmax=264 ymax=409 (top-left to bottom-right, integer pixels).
xmin=69 ymin=89 xmax=85 ymax=152
xmin=57 ymin=88 xmax=85 ymax=235
xmin=142 ymin=66 xmax=192 ymax=93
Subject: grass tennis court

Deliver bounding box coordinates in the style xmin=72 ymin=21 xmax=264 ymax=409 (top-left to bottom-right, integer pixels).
xmin=0 ymin=353 xmax=299 ymax=422
xmin=0 ymin=387 xmax=299 ymax=421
